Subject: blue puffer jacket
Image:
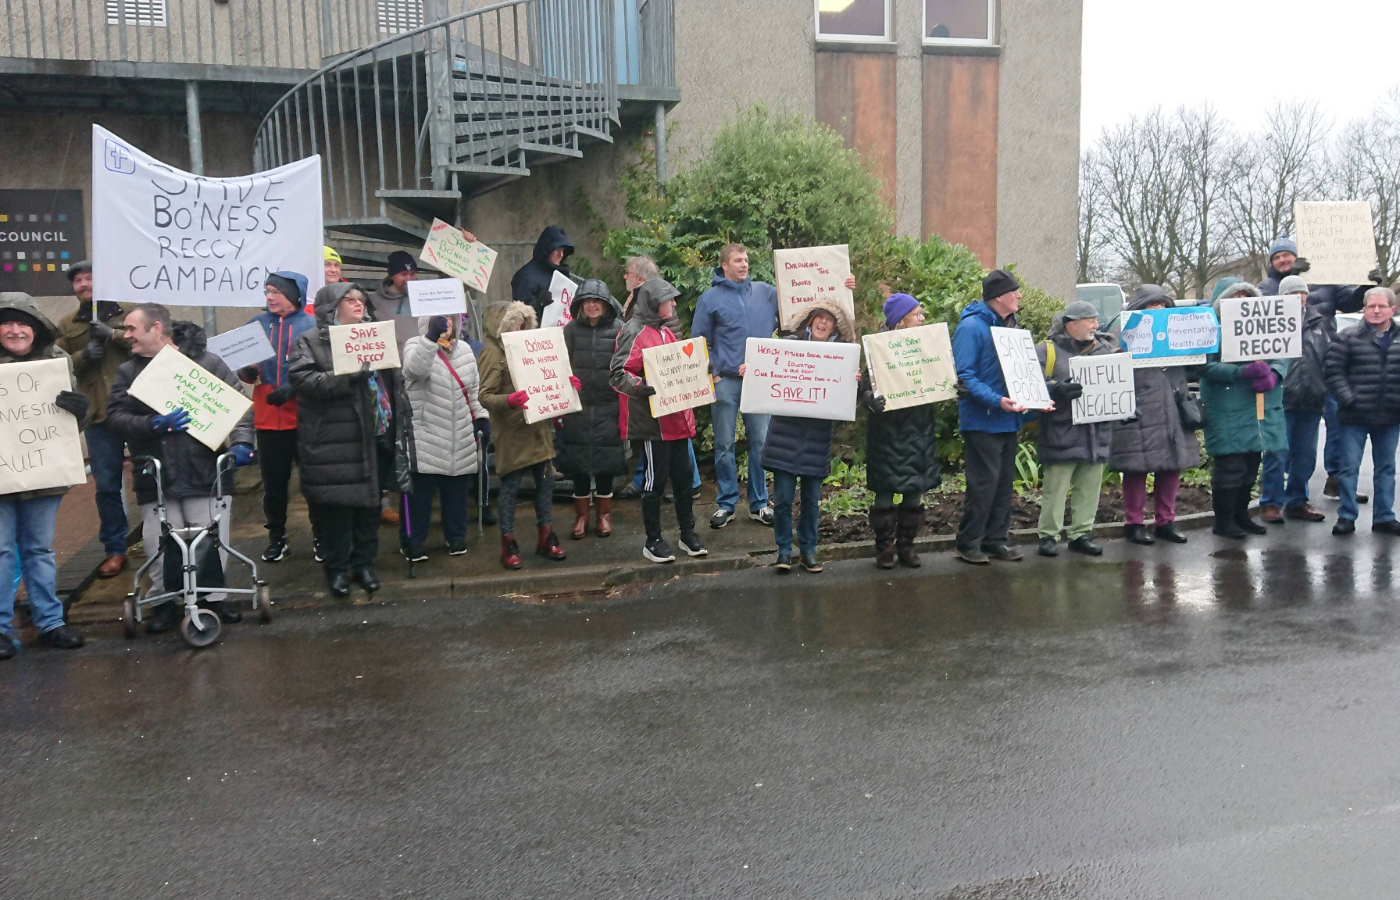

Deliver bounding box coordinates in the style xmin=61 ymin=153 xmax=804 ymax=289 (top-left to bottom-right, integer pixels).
xmin=691 ymin=268 xmax=778 ymax=378
xmin=953 ymin=301 xmax=1022 ymax=434
xmin=759 ymin=299 xmax=855 ymax=478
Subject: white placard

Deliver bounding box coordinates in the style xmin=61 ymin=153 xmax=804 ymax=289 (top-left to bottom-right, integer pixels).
xmin=92 ymin=125 xmax=324 ymax=308
xmin=773 ymin=245 xmax=856 ymax=333
xmin=738 ymin=338 xmax=860 ymax=420
xmin=1218 ymin=295 xmax=1303 ymax=363
xmin=1294 ymin=200 xmax=1378 ymax=286
xmin=540 ymin=271 xmax=576 ymax=329
xmin=1069 ymin=354 xmax=1136 ymax=424
xmin=500 ymin=326 xmax=581 ymax=425
xmin=407 ymin=278 xmax=467 ymax=316
xmin=206 ymin=322 xmax=276 ymax=371
xmin=0 ymin=359 xmax=87 ymax=493
xmin=329 ymin=321 xmax=401 ymax=375
xmin=861 ymin=323 xmax=958 ymax=410
xmin=127 ymin=345 xmax=254 ymax=451
xmin=989 ymin=326 xmax=1053 ymax=410
xmin=419 ymin=218 xmax=498 ymax=293
xmin=642 ymin=337 xmax=715 ymax=417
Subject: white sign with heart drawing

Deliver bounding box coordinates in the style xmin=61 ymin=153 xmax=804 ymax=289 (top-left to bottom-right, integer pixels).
xmin=641 ymin=337 xmax=714 ymax=417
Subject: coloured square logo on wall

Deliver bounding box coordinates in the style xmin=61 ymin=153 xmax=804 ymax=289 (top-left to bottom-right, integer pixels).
xmin=0 ymin=190 xmax=85 ymax=295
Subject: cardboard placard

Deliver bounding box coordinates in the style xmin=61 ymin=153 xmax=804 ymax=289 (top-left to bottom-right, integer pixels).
xmin=1218 ymin=295 xmax=1303 ymax=362
xmin=773 ymin=245 xmax=856 ymax=333
xmin=206 ymin=321 xmax=276 ymax=372
xmin=0 ymin=358 xmax=87 ymax=493
xmin=329 ymin=321 xmax=401 ymax=374
xmin=500 ymin=326 xmax=581 ymax=425
xmin=989 ymin=326 xmax=1053 ymax=410
xmin=738 ymin=337 xmax=860 ymax=421
xmin=540 ymin=271 xmax=576 ymax=329
xmin=127 ymin=345 xmax=254 ymax=451
xmin=642 ymin=337 xmax=714 ymax=417
xmin=1069 ymin=354 xmax=1137 ymax=425
xmin=861 ymin=323 xmax=957 ymax=410
xmin=419 ymin=218 xmax=497 ymax=293
xmin=1294 ymin=201 xmax=1378 ymax=286
xmin=1120 ymin=307 xmax=1219 ymax=369
xmin=407 ymin=278 xmax=467 ymax=316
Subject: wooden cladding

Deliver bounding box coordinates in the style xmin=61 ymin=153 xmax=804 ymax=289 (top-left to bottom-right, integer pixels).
xmin=815 ymin=51 xmax=898 ymax=211
xmin=921 ymin=53 xmax=998 ymax=265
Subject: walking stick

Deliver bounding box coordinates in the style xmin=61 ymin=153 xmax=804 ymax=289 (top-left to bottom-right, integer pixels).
xmin=403 ymin=491 xmax=415 ymax=579
xmin=476 ymin=433 xmax=486 ymax=538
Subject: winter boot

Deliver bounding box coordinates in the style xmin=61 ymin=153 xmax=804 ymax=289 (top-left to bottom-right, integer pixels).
xmin=895 ymin=506 xmax=925 ymax=568
xmin=1235 ymin=489 xmax=1268 ymax=535
xmin=595 ymin=495 xmax=613 ymax=537
xmin=1211 ymin=487 xmax=1245 ymax=538
xmin=870 ymin=507 xmax=898 ymax=569
xmin=500 ymin=534 xmax=523 ymax=570
xmin=537 ymin=526 xmax=567 ymax=561
xmin=571 ymin=496 xmax=590 ymax=540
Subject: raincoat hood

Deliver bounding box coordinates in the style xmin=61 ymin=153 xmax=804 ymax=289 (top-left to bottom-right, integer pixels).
xmin=313 ymin=282 xmax=371 ymax=331
xmin=633 ymin=278 xmax=680 ymax=329
xmin=1210 ymin=277 xmax=1262 ymax=316
xmin=484 ymin=301 xmax=537 ymax=341
xmin=0 ymin=292 xmax=59 ymax=357
xmin=569 ymin=279 xmax=622 ymax=326
xmin=794 ymin=297 xmax=856 ymax=343
xmin=1127 ymin=284 xmax=1174 ymax=311
xmin=266 ymin=270 xmax=310 ymax=309
xmin=532 ymin=226 xmax=574 ymax=266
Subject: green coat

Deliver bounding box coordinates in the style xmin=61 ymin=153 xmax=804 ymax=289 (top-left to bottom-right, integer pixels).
xmin=1199 ymin=357 xmax=1287 ymax=456
xmin=477 ymin=301 xmax=556 ymax=476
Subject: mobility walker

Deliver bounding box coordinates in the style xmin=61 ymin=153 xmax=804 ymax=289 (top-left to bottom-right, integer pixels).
xmin=122 ymin=455 xmax=272 ymax=648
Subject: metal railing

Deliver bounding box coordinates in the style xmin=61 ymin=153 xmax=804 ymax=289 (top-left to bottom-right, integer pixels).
xmin=632 ymin=0 xmax=672 ymax=88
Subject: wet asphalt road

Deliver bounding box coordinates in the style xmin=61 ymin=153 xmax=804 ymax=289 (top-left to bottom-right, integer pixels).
xmin=6 ymin=521 xmax=1400 ymax=899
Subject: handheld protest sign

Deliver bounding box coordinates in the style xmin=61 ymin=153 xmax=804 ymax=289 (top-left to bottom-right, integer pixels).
xmin=0 ymin=359 xmax=87 ymax=493
xmin=407 ymin=278 xmax=467 ymax=317
xmin=861 ymin=323 xmax=957 ymax=410
xmin=642 ymin=337 xmax=714 ymax=417
xmin=1294 ymin=201 xmax=1378 ymax=286
xmin=773 ymin=245 xmax=856 ymax=333
xmin=1069 ymin=354 xmax=1136 ymax=425
xmin=500 ymin=326 xmax=581 ymax=425
xmin=1218 ymin=295 xmax=1302 ymax=363
xmin=1120 ymin=307 xmax=1219 ymax=369
xmin=540 ymin=271 xmax=576 ymax=329
xmin=329 ymin=321 xmax=400 ymax=374
xmin=419 ymin=218 xmax=497 ymax=293
xmin=738 ymin=337 xmax=860 ymax=421
xmin=206 ymin=322 xmax=276 ymax=372
xmin=988 ymin=326 xmax=1053 ymax=410
xmin=127 ymin=345 xmax=254 ymax=451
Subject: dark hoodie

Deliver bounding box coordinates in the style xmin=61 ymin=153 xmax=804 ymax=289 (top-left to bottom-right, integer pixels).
xmin=0 ymin=292 xmax=84 ymax=500
xmin=511 ymin=226 xmax=574 ymax=318
xmin=558 ymin=280 xmax=627 ymax=477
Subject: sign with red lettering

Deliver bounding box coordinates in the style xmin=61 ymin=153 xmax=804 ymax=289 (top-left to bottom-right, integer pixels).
xmin=329 ymin=320 xmax=401 ymax=375
xmin=642 ymin=338 xmax=714 ymax=417
xmin=738 ymin=337 xmax=860 ymax=421
xmin=501 ymin=326 xmax=581 ymax=424
xmin=1218 ymin=295 xmax=1303 ymax=363
xmin=773 ymin=245 xmax=856 ymax=333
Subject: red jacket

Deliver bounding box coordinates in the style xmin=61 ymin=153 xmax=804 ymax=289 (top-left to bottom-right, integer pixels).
xmin=613 ymin=320 xmax=696 ymax=442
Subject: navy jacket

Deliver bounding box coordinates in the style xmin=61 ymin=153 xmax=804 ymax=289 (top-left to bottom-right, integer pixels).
xmin=510 ymin=226 xmax=573 ymax=318
xmin=691 ymin=269 xmax=778 ymax=378
xmin=953 ymin=301 xmax=1023 ymax=434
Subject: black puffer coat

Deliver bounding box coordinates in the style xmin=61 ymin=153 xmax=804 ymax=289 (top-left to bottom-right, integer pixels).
xmin=860 ymin=327 xmax=943 ymax=496
xmin=1282 ymin=285 xmax=1367 ymax=413
xmin=761 ymin=300 xmax=856 ymax=479
xmin=1325 ymin=319 xmax=1400 ymax=428
xmin=510 ymin=226 xmax=574 ymax=318
xmin=288 ymin=283 xmax=415 ymax=508
xmin=558 ymin=281 xmax=627 ymax=477
xmin=1108 ymin=285 xmax=1201 ymax=474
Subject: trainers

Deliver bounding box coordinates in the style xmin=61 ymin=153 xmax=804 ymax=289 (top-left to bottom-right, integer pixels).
xmin=692 ymin=485 xmax=703 ymax=500
xmin=262 ymin=538 xmax=288 ymax=562
xmin=709 ymin=508 xmax=735 ymax=529
xmin=678 ymin=533 xmax=708 ymax=557
xmin=0 ymin=636 xmax=15 ymax=660
xmin=616 ymin=483 xmax=641 ymax=500
xmin=955 ymin=546 xmax=990 ymax=565
xmin=774 ymin=553 xmax=792 ymax=573
xmin=401 ymin=544 xmax=428 ymax=563
xmin=643 ymin=537 xmax=676 ymax=564
xmin=38 ymin=624 xmax=84 ymax=649
xmin=982 ymin=543 xmax=1024 ymax=562
xmin=750 ymin=507 xmax=774 ymax=526
xmin=800 ymin=551 xmax=822 ymax=573
xmin=313 ymin=540 xmax=325 ymax=564
xmin=446 ymin=541 xmax=468 ymax=556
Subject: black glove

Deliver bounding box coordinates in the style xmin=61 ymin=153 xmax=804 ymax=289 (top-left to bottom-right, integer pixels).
xmin=1291 ymin=257 xmax=1311 ymax=275
xmin=89 ymin=320 xmax=114 ymax=342
xmin=348 ymin=361 xmax=375 ymax=382
xmin=1120 ymin=412 xmax=1140 ymax=424
xmin=1370 ymin=267 xmax=1386 ymax=286
xmin=80 ymin=338 xmax=106 ymax=362
xmin=634 ymin=383 xmax=656 ymax=397
xmin=473 ymin=417 xmax=491 ymax=445
xmin=864 ymin=393 xmax=887 ymax=414
xmin=238 ymin=365 xmax=261 ymax=384
xmin=425 ymin=316 xmax=449 ymax=343
xmin=265 ymin=385 xmax=294 ymax=406
xmin=1047 ymin=380 xmax=1083 ymax=403
xmin=54 ymin=390 xmax=89 ymax=420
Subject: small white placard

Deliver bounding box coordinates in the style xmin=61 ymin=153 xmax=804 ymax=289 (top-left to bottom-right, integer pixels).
xmin=500 ymin=326 xmax=581 ymax=425
xmin=329 ymin=321 xmax=401 ymax=375
xmin=739 ymin=337 xmax=860 ymax=421
xmin=1294 ymin=200 xmax=1378 ymax=285
xmin=127 ymin=345 xmax=254 ymax=451
xmin=408 ymin=278 xmax=467 ymax=316
xmin=0 ymin=358 xmax=87 ymax=493
xmin=206 ymin=322 xmax=276 ymax=372
xmin=540 ymin=271 xmax=576 ymax=329
xmin=1218 ymin=295 xmax=1303 ymax=363
xmin=642 ymin=337 xmax=715 ymax=417
xmin=1069 ymin=354 xmax=1137 ymax=424
xmin=989 ymin=326 xmax=1052 ymax=410
xmin=419 ymin=218 xmax=498 ymax=292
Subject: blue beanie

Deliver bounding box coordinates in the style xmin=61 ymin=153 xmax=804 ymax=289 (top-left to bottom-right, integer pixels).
xmin=1269 ymin=237 xmax=1297 ymax=261
xmin=883 ymin=293 xmax=921 ymax=329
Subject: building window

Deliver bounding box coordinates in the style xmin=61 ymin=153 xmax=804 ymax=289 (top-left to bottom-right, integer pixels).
xmin=377 ymin=0 xmax=424 ymax=35
xmin=816 ymin=0 xmax=890 ymax=42
xmin=105 ymin=0 xmax=167 ymax=27
xmin=924 ymin=0 xmax=995 ymax=45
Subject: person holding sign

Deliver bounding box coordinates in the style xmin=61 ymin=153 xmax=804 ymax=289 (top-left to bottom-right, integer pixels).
xmin=0 ymin=293 xmax=92 ymax=658
xmin=1256 ymin=236 xmax=1308 ymax=296
xmin=560 ymin=281 xmax=627 ymax=540
xmin=511 ymin=226 xmax=574 ymax=320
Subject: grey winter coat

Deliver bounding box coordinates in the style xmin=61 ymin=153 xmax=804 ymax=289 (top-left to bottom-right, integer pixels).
xmin=760 ymin=299 xmax=857 ymax=479
xmin=402 ymin=317 xmax=488 ymax=477
xmin=558 ymin=285 xmax=627 ymax=477
xmin=1034 ymin=321 xmax=1118 ymax=465
xmin=1108 ymin=285 xmax=1201 ymax=474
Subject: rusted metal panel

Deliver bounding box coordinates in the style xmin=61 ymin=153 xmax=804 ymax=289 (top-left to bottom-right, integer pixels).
xmin=921 ymin=53 xmax=998 ymax=265
xmin=815 ymin=50 xmax=897 ymax=211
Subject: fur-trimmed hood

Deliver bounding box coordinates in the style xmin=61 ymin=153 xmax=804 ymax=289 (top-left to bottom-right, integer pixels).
xmin=792 ymin=297 xmax=856 ymax=343
xmin=484 ymin=300 xmax=537 ymax=341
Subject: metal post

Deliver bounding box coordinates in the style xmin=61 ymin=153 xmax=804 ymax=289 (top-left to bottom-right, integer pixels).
xmin=425 ymin=0 xmax=454 ymax=191
xmin=654 ymin=102 xmax=667 ymax=196
xmin=185 ymin=81 xmax=219 ymax=337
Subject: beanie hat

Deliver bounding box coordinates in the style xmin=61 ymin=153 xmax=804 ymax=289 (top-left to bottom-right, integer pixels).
xmin=388 ymin=250 xmax=418 ymax=277
xmin=1062 ymin=299 xmax=1100 ymax=321
xmin=66 ymin=260 xmax=92 ymax=281
xmin=324 ymin=246 xmax=342 ymax=265
xmin=982 ymin=268 xmax=1020 ymax=302
xmin=1268 ymin=237 xmax=1298 ymax=262
xmin=1278 ymin=275 xmax=1310 ymax=295
xmin=882 ymin=293 xmax=921 ymax=330
xmin=265 ymin=271 xmax=308 ymax=308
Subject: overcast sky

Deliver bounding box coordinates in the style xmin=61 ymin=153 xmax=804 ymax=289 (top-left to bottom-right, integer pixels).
xmin=1080 ymin=0 xmax=1400 ymax=149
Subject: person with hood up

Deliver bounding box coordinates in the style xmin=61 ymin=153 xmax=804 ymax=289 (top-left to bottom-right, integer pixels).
xmin=477 ymin=300 xmax=568 ymax=569
xmin=511 ymin=226 xmax=574 ymax=320
xmin=759 ymin=298 xmax=856 ymax=574
xmin=1200 ymin=277 xmax=1287 ymax=538
xmin=1034 ymin=301 xmax=1118 ymax=557
xmin=0 ymin=293 xmax=92 ymax=658
xmin=236 ymin=271 xmax=316 ymax=563
xmin=108 ymin=304 xmax=256 ymax=632
xmin=399 ymin=313 xmax=490 ymax=561
xmin=611 ymin=278 xmax=708 ymax=564
xmin=952 ymin=269 xmax=1031 ymax=565
xmin=288 ymin=284 xmax=415 ymax=596
xmin=859 ymin=293 xmax=943 ymax=569
xmin=560 ymin=280 xmax=627 ymax=539
xmin=1108 ymin=285 xmax=1201 ymax=545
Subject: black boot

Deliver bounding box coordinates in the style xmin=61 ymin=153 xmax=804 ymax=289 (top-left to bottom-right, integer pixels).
xmin=870 ymin=507 xmax=898 ymax=569
xmin=201 ymin=600 xmax=242 ymax=624
xmin=326 ymin=570 xmax=351 ymax=597
xmin=1212 ymin=487 xmax=1245 ymax=538
xmin=1235 ymin=489 xmax=1268 ymax=535
xmin=1126 ymin=524 xmax=1154 ymax=545
xmin=146 ymin=601 xmax=180 ymax=634
xmin=895 ymin=506 xmax=925 ymax=568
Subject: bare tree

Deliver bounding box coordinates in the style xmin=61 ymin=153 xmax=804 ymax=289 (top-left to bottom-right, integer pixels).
xmin=1078 ymin=149 xmax=1108 ymax=283
xmin=1176 ymin=106 xmax=1239 ymax=299
xmin=1333 ymin=88 xmax=1400 ymax=281
xmin=1095 ymin=109 xmax=1188 ymax=289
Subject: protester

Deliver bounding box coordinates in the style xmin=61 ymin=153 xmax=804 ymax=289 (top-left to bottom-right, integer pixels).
xmin=860 ymin=294 xmax=942 ymax=569
xmin=620 ymin=255 xmax=660 ymax=321
xmin=611 ymin=278 xmax=708 ymax=564
xmin=399 ymin=314 xmax=490 ymax=561
xmin=1324 ymin=286 xmax=1400 ymax=536
xmin=0 ymin=293 xmax=91 ymax=658
xmin=511 ymin=226 xmax=574 ymax=319
xmin=478 ymin=301 xmax=567 ymax=569
xmin=1108 ymin=285 xmax=1201 ymax=545
xmin=323 ymin=246 xmax=344 ymax=286
xmin=54 ymin=260 xmax=131 ymax=578
xmin=1034 ymin=301 xmax=1117 ymax=557
xmin=289 ymin=284 xmax=414 ymax=596
xmin=1201 ymin=278 xmax=1286 ymax=539
xmin=560 ymin=280 xmax=627 ymax=540
xmin=108 ymin=304 xmax=255 ymax=631
xmin=692 ymin=244 xmax=777 ymax=529
xmin=952 ymin=269 xmax=1029 ymax=565
xmin=1256 ymin=236 xmax=1308 ymax=296
xmin=1256 ymin=274 xmax=1313 ymax=523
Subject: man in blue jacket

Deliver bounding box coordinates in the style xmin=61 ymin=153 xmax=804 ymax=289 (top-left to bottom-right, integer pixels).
xmin=692 ymin=244 xmax=779 ymax=528
xmin=952 ymin=269 xmax=1029 ymax=565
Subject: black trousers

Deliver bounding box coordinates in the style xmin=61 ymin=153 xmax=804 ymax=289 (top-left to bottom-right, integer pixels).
xmin=256 ymin=429 xmax=298 ymax=540
xmin=404 ymin=472 xmax=472 ymax=547
xmin=1212 ymin=452 xmax=1262 ymax=491
xmin=313 ymin=504 xmax=379 ymax=575
xmin=640 ymin=439 xmax=695 ymax=541
xmin=572 ymin=474 xmax=615 ymax=497
xmin=958 ymin=430 xmax=1020 ymax=550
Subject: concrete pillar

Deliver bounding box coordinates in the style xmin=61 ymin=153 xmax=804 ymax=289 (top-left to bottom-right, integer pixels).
xmin=185 ymin=81 xmax=219 ymax=337
xmin=655 ymin=102 xmax=668 ymax=195
xmin=893 ymin=0 xmax=923 ymax=238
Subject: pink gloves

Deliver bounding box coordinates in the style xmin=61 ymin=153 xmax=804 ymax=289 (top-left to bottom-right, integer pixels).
xmin=507 ymin=390 xmax=530 ymax=409
xmin=569 ymin=376 xmax=582 ymax=391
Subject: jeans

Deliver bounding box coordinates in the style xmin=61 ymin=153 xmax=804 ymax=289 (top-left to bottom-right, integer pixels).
xmin=958 ymin=431 xmax=1019 ymax=550
xmin=632 ymin=440 xmax=700 ymax=492
xmin=1336 ymin=423 xmax=1400 ymax=523
xmin=1322 ymin=393 xmax=1343 ymax=478
xmin=771 ymin=469 xmax=822 ymax=556
xmin=711 ymin=376 xmax=769 ymax=513
xmin=1038 ymin=461 xmax=1104 ymax=540
xmin=1280 ymin=409 xmax=1324 ymax=510
xmin=404 ymin=472 xmax=472 ymax=548
xmin=1260 ymin=450 xmax=1287 ymax=508
xmin=0 ymin=495 xmax=65 ymax=639
xmin=86 ymin=421 xmax=128 ymax=555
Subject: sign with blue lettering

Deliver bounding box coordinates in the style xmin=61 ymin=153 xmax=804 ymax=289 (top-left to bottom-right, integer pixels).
xmin=0 ymin=190 xmax=86 ymax=296
xmin=1120 ymin=307 xmax=1220 ymax=368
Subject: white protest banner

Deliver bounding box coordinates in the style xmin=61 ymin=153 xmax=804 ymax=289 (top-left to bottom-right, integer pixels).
xmin=1069 ymin=354 xmax=1136 ymax=425
xmin=91 ymin=125 xmax=324 ymax=308
xmin=988 ymin=326 xmax=1053 ymax=410
xmin=1218 ymin=295 xmax=1303 ymax=363
xmin=0 ymin=359 xmax=87 ymax=493
xmin=861 ymin=323 xmax=957 ymax=410
xmin=739 ymin=338 xmax=861 ymax=421
xmin=419 ymin=218 xmax=498 ymax=293
xmin=540 ymin=270 xmax=576 ymax=329
xmin=642 ymin=337 xmax=715 ymax=418
xmin=205 ymin=322 xmax=276 ymax=372
xmin=407 ymin=278 xmax=467 ymax=316
xmin=329 ymin=321 xmax=401 ymax=375
xmin=1294 ymin=201 xmax=1378 ymax=285
xmin=127 ymin=345 xmax=253 ymax=451
xmin=501 ymin=326 xmax=581 ymax=425
xmin=773 ymin=245 xmax=856 ymax=333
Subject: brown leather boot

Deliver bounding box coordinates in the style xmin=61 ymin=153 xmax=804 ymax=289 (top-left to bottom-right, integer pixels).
xmin=536 ymin=526 xmax=567 ymax=560
xmin=896 ymin=506 xmax=925 ymax=568
xmin=595 ymin=495 xmax=613 ymax=537
xmin=871 ymin=507 xmax=898 ymax=569
xmin=97 ymin=554 xmax=128 ymax=578
xmin=571 ymin=496 xmax=590 ymax=540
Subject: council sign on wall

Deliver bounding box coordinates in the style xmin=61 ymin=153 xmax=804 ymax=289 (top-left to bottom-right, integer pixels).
xmin=0 ymin=190 xmax=86 ymax=296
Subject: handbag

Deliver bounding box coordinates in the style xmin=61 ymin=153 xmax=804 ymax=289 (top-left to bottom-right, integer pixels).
xmin=1173 ymin=380 xmax=1205 ymax=430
